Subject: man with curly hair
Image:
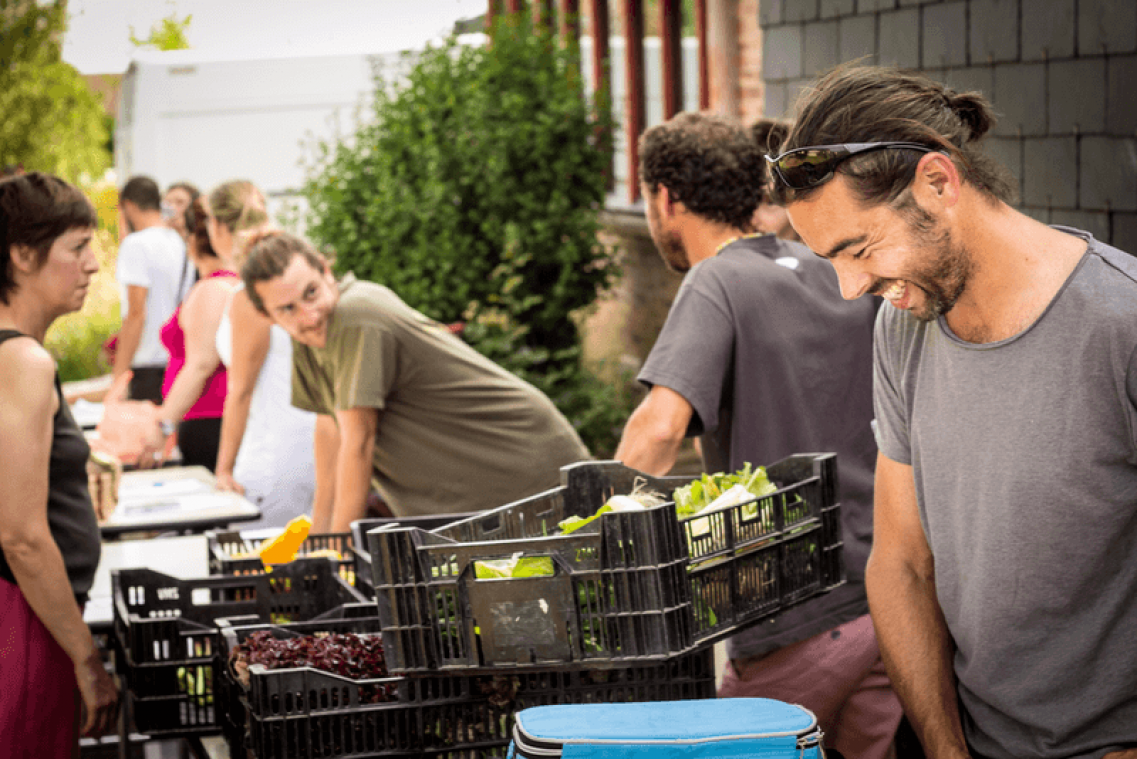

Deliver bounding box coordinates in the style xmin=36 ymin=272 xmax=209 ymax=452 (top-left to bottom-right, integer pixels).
xmin=614 ymin=112 xmax=901 ymax=758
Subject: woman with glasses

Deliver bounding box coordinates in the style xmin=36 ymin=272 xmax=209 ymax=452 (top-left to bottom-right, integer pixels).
xmin=136 ymin=194 xmax=239 ymax=469
xmin=162 ymin=180 xmax=200 ymax=243
xmin=0 ymin=172 xmax=118 ymax=752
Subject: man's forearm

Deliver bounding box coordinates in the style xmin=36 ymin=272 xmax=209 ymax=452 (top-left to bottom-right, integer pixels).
xmin=331 ymin=443 xmax=372 ymax=533
xmin=866 ymin=555 xmax=970 ymax=758
xmin=614 ymin=387 xmax=692 ymax=476
xmin=614 ymin=410 xmax=683 ymax=476
xmin=311 ymin=415 xmax=339 ymax=532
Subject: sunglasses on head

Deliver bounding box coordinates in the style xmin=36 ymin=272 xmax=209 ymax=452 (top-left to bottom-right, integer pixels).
xmin=765 ymin=141 xmax=940 ymax=191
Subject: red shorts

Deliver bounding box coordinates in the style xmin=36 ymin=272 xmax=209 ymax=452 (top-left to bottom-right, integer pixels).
xmin=719 ymin=614 xmax=903 ymax=759
xmin=0 ymin=578 xmax=79 ymax=758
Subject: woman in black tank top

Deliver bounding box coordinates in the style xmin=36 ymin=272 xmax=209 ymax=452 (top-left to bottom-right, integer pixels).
xmin=0 ymin=173 xmax=119 ymax=752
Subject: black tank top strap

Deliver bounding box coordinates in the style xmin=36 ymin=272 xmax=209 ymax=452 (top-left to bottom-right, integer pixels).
xmin=0 ymin=329 xmax=28 ymax=346
xmin=0 ymin=330 xmax=63 ymax=400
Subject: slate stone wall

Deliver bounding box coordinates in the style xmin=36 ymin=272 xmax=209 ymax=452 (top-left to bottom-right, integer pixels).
xmin=760 ymin=0 xmax=1137 ymax=251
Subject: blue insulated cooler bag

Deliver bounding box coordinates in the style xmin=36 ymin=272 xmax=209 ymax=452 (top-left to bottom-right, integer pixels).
xmin=508 ymin=699 xmax=825 ymax=759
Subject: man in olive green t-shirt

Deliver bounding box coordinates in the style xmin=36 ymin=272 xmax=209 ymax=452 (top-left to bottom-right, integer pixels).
xmin=241 ymin=232 xmax=590 ymax=532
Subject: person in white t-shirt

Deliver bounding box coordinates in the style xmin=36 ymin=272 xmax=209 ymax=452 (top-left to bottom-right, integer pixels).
xmin=114 ymin=176 xmax=193 ymax=402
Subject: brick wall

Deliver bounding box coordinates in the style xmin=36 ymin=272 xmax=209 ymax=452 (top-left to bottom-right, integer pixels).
xmin=758 ymin=0 xmax=1137 ymax=252
xmin=738 ymin=0 xmax=765 ymax=125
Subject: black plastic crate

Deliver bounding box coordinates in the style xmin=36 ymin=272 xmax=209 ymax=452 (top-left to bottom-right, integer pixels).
xmin=220 ymin=617 xmax=715 ymax=759
xmin=219 ymin=604 xmax=379 ymax=758
xmin=112 ymin=560 xmax=368 ymax=737
xmin=208 ymin=530 xmax=357 ymax=586
xmin=370 ymin=454 xmax=843 ymax=672
xmin=350 ymin=514 xmax=476 ymax=599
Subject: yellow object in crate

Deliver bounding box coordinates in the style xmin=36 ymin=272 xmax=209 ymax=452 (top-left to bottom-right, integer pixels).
xmin=258 ymin=515 xmax=312 ymax=567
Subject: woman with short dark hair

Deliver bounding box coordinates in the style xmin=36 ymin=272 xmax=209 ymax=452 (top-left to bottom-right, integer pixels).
xmin=0 ymin=172 xmax=118 ymax=753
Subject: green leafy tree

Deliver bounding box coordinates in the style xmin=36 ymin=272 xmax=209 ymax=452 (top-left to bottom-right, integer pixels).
xmin=129 ymin=11 xmax=192 ymax=50
xmin=0 ymin=0 xmax=110 ymax=181
xmin=303 ymin=16 xmax=635 ymax=456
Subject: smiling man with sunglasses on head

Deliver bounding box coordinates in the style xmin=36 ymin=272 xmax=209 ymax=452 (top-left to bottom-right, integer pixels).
xmin=771 ymin=64 xmax=1137 ymax=759
xmin=614 ymin=112 xmax=901 ymax=759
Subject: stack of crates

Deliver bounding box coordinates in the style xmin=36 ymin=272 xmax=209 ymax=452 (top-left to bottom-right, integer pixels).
xmin=111 ymin=558 xmax=367 ymax=743
xmin=206 ymin=529 xmax=372 ymax=755
xmin=212 ymin=452 xmax=843 ymax=757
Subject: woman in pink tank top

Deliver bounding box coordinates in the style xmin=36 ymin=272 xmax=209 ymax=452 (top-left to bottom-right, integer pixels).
xmin=137 ymin=196 xmax=237 ymax=470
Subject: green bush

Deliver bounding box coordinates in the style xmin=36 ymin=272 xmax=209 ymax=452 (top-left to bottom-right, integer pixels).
xmin=302 ymin=15 xmax=635 ymax=455
xmin=48 ymin=308 xmax=119 ymax=383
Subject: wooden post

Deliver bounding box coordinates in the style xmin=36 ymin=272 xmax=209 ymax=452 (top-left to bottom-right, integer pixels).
xmin=623 ymin=0 xmax=645 ymax=203
xmin=533 ymin=0 xmax=555 ymax=30
xmin=707 ymin=0 xmax=738 ymax=116
xmin=660 ymin=0 xmax=683 ymax=119
xmin=695 ymin=0 xmax=709 ymax=109
xmin=559 ymin=0 xmax=580 ymax=44
xmin=589 ymin=0 xmax=613 ymax=191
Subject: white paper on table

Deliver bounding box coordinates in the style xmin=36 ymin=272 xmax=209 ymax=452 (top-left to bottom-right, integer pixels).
xmin=111 ymin=492 xmax=253 ymax=523
xmin=70 ymin=399 xmax=105 ymax=428
xmin=117 ymin=478 xmax=212 ymax=501
xmin=84 ymin=596 xmax=113 ymax=625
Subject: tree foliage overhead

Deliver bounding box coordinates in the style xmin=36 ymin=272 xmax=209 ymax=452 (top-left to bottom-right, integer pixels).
xmin=129 ymin=11 xmax=192 ymax=51
xmin=0 ymin=0 xmax=110 ymax=181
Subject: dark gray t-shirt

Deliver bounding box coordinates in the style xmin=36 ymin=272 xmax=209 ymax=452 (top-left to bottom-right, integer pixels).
xmin=874 ymin=229 xmax=1137 ymax=759
xmin=637 ymin=235 xmax=879 ymax=659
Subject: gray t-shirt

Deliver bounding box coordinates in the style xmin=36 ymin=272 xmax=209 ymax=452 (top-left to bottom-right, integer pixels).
xmin=638 ymin=235 xmax=879 ymax=659
xmin=874 ymin=228 xmax=1137 ymax=759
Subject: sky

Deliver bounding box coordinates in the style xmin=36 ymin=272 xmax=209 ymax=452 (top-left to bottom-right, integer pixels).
xmin=63 ymin=0 xmax=489 ymax=75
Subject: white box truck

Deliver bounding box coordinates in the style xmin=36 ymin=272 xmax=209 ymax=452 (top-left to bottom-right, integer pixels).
xmin=114 ymin=46 xmax=420 ymax=222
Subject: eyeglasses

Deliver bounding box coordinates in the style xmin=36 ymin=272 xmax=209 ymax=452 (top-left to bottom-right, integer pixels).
xmin=765 ymin=142 xmax=939 ymax=191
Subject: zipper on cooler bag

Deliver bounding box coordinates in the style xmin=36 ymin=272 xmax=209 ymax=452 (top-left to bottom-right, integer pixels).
xmin=512 ymin=721 xmax=825 ymax=758
xmin=512 ymin=725 xmax=566 ymax=759
xmin=799 ymin=730 xmax=826 ymax=758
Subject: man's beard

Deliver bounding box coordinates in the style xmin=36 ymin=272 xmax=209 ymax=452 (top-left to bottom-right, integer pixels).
xmin=657 ymin=229 xmax=690 ymax=273
xmin=899 ymin=231 xmax=970 ymax=321
xmin=898 ymin=201 xmax=973 ymax=322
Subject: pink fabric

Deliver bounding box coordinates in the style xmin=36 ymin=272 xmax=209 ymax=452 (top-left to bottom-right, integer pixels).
xmin=718 ymin=614 xmax=903 ymax=759
xmin=0 ymin=578 xmax=78 ymax=758
xmin=159 ymin=270 xmax=236 ymax=420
